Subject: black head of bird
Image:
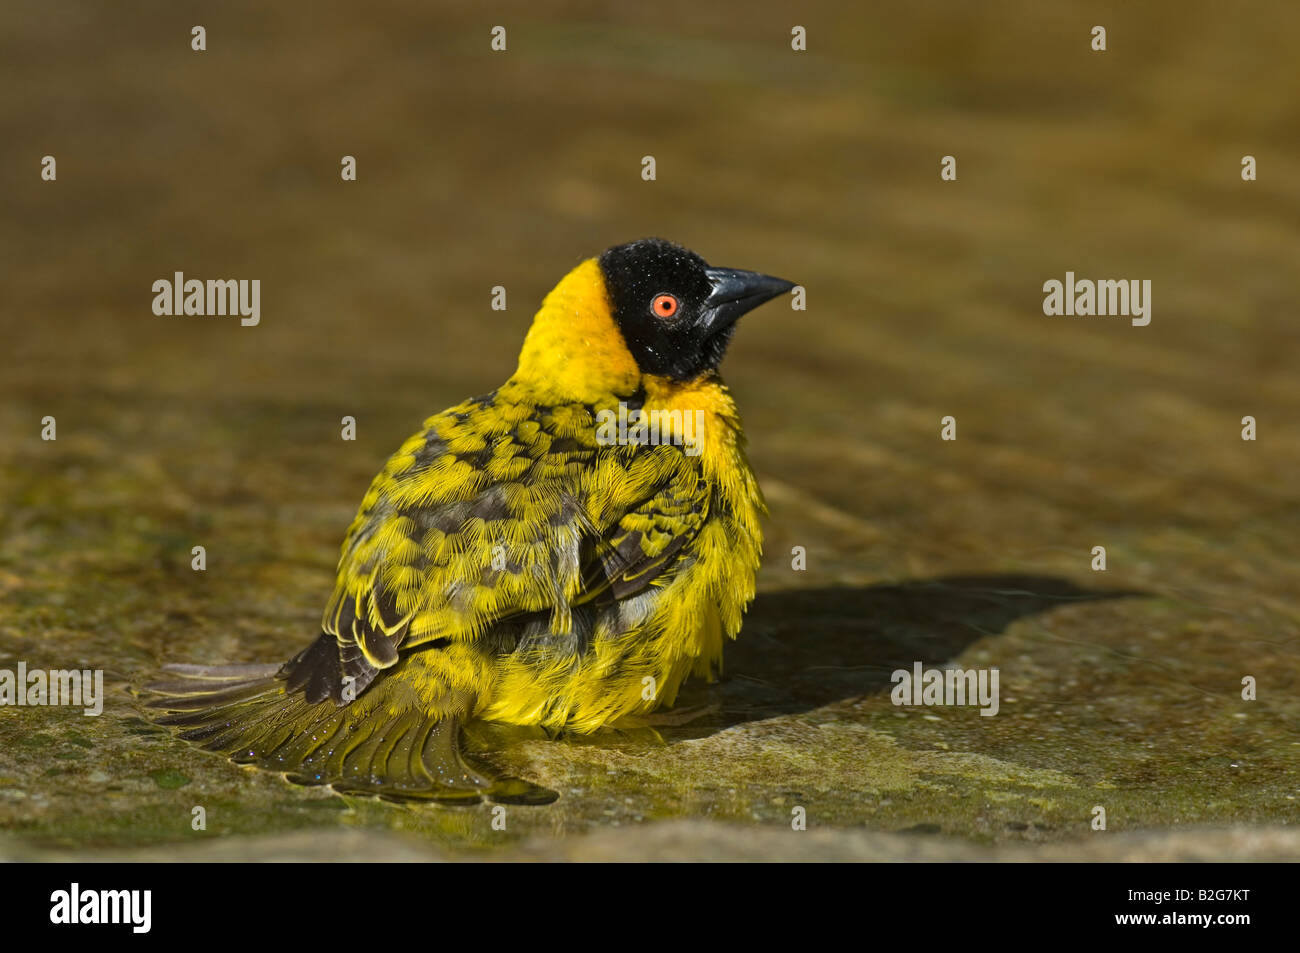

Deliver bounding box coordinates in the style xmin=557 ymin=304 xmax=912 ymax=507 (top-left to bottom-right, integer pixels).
xmin=598 ymin=237 xmax=796 ymax=381
xmin=513 ymin=237 xmax=794 ymax=402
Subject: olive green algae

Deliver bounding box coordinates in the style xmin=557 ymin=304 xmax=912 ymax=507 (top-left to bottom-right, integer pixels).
xmin=2 ymin=0 xmax=1299 ymax=859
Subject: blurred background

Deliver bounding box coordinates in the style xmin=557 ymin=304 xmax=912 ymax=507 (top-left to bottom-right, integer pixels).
xmin=1 ymin=1 xmax=1298 ymax=859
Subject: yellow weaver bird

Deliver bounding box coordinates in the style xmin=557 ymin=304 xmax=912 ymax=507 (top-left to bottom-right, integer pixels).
xmin=147 ymin=238 xmax=793 ymax=803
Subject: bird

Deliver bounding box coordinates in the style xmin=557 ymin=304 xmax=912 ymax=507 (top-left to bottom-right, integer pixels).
xmin=145 ymin=238 xmax=794 ymax=804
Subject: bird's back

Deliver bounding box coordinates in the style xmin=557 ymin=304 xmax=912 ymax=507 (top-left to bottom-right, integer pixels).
xmin=323 ymin=373 xmax=764 ymax=731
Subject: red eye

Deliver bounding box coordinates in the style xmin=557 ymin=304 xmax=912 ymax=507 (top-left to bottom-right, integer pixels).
xmin=651 ymin=293 xmax=679 ymax=318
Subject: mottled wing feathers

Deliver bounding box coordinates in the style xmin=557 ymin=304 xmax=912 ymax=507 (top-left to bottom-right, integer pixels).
xmin=591 ymin=468 xmax=709 ymax=601
xmin=293 ymin=392 xmax=709 ymax=707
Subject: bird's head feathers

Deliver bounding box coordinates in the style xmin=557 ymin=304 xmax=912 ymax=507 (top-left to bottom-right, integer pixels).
xmin=513 ymin=238 xmax=793 ymax=402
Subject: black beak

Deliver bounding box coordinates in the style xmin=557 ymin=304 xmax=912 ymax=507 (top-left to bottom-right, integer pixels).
xmin=699 ymin=267 xmax=796 ymax=337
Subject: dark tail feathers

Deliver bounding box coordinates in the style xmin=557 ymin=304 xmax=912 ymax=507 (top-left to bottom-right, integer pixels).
xmin=143 ymin=662 xmax=557 ymax=805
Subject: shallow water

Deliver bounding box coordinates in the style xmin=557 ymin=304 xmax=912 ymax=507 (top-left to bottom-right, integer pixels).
xmin=2 ymin=0 xmax=1298 ymax=859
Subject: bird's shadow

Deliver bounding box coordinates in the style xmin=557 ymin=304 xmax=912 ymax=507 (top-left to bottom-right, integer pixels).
xmin=655 ymin=573 xmax=1143 ymax=738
